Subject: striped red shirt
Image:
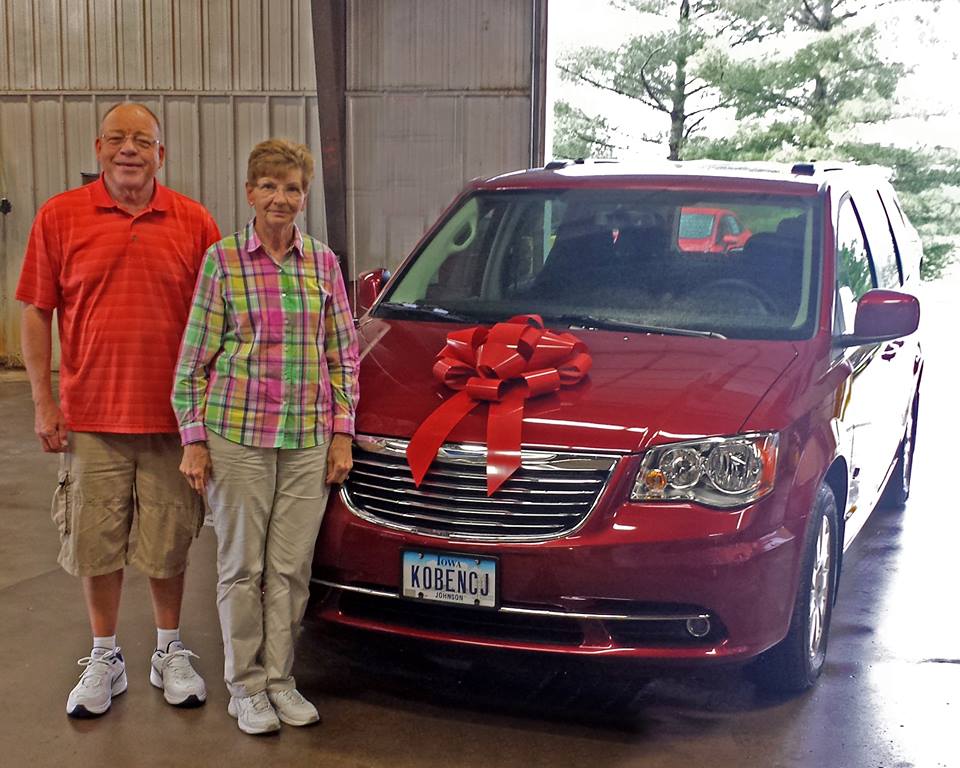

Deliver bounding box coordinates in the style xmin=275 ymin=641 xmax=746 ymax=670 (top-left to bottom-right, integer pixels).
xmin=16 ymin=175 xmax=221 ymax=433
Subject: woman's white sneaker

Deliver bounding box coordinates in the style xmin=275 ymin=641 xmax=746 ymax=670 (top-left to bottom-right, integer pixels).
xmin=228 ymin=691 xmax=281 ymax=735
xmin=66 ymin=647 xmax=128 ymax=718
xmin=150 ymin=641 xmax=207 ymax=707
xmin=267 ymin=688 xmax=320 ymax=726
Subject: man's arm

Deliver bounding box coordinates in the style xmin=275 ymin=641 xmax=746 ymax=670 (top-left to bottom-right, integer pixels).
xmin=21 ymin=303 xmax=68 ymax=452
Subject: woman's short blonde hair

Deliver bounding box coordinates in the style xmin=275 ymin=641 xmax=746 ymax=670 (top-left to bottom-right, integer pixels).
xmin=246 ymin=139 xmax=315 ymax=187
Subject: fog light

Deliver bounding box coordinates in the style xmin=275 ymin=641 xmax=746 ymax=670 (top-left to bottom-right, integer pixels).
xmin=685 ymin=617 xmax=711 ymax=638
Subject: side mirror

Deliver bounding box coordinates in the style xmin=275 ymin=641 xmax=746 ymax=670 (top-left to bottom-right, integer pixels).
xmin=835 ymin=289 xmax=920 ymax=347
xmin=353 ymin=268 xmax=391 ymax=317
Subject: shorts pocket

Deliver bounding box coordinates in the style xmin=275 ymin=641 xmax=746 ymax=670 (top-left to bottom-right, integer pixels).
xmin=51 ymin=469 xmax=71 ymax=537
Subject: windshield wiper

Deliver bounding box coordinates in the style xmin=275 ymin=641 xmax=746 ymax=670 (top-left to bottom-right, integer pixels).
xmin=377 ymin=301 xmax=474 ymax=323
xmin=551 ymin=314 xmax=726 ymax=339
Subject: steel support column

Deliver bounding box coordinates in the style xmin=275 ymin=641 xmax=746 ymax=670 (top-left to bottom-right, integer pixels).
xmin=311 ymin=0 xmax=349 ymax=279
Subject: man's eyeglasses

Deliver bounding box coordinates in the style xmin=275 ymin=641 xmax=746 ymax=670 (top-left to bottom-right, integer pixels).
xmin=100 ymin=133 xmax=161 ymax=151
xmin=254 ymin=182 xmax=305 ymax=201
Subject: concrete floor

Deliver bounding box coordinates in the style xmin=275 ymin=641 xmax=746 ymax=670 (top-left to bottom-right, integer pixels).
xmin=1 ymin=278 xmax=957 ymax=768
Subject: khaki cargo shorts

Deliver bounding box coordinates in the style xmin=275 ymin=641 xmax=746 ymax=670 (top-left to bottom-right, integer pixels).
xmin=51 ymin=432 xmax=204 ymax=579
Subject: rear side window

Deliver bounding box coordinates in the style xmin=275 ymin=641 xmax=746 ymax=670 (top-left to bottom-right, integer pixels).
xmin=878 ymin=188 xmax=919 ymax=284
xmin=835 ymin=199 xmax=876 ymax=333
xmin=851 ymin=190 xmax=901 ymax=288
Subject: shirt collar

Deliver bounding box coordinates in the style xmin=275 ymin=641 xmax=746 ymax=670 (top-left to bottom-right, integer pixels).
xmin=88 ymin=173 xmax=171 ymax=212
xmin=243 ymin=218 xmax=305 ymax=260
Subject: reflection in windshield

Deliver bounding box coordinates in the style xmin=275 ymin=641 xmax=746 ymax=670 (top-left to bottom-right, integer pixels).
xmin=679 ymin=212 xmax=714 ymax=239
xmin=379 ymin=189 xmax=820 ymax=341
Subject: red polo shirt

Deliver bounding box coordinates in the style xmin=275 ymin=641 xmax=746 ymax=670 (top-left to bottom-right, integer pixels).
xmin=16 ymin=175 xmax=221 ymax=433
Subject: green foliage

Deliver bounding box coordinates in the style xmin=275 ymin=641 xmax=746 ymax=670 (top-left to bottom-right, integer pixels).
xmin=552 ymin=100 xmax=617 ymax=160
xmin=554 ymin=0 xmax=958 ymax=279
xmin=556 ymin=27 xmax=706 ymax=112
xmin=705 ymin=27 xmax=901 ymax=128
xmin=838 ymin=244 xmax=874 ymax=300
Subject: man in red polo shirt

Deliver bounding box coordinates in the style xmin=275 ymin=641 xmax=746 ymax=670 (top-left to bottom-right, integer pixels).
xmin=16 ymin=102 xmax=221 ymax=718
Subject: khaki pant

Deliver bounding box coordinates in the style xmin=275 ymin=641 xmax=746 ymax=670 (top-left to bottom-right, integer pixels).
xmin=52 ymin=432 xmax=203 ymax=578
xmin=206 ymin=430 xmax=331 ymax=698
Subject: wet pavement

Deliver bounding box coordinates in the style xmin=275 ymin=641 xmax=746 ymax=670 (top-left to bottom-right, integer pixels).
xmin=0 ymin=276 xmax=957 ymax=768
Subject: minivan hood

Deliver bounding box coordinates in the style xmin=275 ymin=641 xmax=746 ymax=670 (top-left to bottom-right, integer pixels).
xmin=354 ymin=319 xmax=799 ymax=453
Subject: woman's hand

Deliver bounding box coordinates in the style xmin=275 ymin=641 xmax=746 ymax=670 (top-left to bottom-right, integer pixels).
xmin=180 ymin=442 xmax=213 ymax=494
xmin=326 ymin=433 xmax=354 ymax=485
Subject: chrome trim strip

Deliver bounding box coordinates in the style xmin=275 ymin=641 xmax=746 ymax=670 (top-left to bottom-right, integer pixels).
xmin=313 ymin=579 xmax=710 ymax=623
xmin=312 ymin=579 xmax=396 ymax=599
xmin=351 ymin=469 xmax=597 ymax=494
xmin=356 ymin=502 xmax=572 ymax=529
xmin=351 ymin=481 xmax=589 ymax=508
xmin=356 ymin=435 xmax=623 ymax=469
xmin=343 ymin=434 xmax=621 ymax=542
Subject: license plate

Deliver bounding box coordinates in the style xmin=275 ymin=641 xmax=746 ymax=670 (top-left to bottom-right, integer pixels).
xmin=401 ymin=550 xmax=497 ymax=608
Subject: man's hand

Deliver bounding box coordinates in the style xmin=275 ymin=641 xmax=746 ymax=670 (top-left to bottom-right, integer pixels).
xmin=34 ymin=395 xmax=68 ymax=453
xmin=180 ymin=442 xmax=212 ymax=494
xmin=326 ymin=433 xmax=353 ymax=485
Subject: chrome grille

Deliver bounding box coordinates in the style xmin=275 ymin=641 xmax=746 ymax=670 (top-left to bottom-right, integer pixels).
xmin=342 ymin=435 xmax=620 ymax=541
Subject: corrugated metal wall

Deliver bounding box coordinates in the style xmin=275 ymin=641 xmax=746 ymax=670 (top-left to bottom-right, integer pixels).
xmin=346 ymin=0 xmax=535 ymax=274
xmin=0 ymin=0 xmax=541 ymax=359
xmin=0 ymin=0 xmax=324 ymax=360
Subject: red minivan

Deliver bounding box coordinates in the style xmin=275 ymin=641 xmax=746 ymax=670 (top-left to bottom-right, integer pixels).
xmin=312 ymin=160 xmax=922 ymax=692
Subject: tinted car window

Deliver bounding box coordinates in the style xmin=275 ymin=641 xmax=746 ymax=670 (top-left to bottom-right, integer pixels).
xmin=877 ymin=188 xmax=917 ymax=284
xmin=852 ymin=190 xmax=901 ymax=289
xmin=679 ymin=212 xmax=714 ymax=239
xmin=382 ymin=189 xmax=820 ymax=341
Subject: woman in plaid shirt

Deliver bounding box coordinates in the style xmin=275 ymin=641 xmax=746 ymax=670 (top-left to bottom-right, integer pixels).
xmin=172 ymin=139 xmax=359 ymax=736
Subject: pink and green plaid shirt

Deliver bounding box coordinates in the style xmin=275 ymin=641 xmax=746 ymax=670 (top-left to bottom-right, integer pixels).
xmin=172 ymin=220 xmax=359 ymax=449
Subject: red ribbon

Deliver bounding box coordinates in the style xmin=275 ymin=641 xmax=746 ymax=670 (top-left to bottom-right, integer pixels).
xmin=406 ymin=315 xmax=591 ymax=495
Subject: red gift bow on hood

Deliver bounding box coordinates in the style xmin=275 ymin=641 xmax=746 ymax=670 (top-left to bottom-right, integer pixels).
xmin=406 ymin=314 xmax=591 ymax=495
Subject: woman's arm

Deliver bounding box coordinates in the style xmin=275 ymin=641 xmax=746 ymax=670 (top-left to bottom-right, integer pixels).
xmin=322 ymin=248 xmax=360 ymax=484
xmin=172 ymin=246 xmax=226 ymax=491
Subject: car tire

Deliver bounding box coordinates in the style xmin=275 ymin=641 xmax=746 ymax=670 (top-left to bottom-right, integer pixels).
xmin=880 ymin=389 xmax=919 ymax=508
xmin=750 ymin=482 xmax=839 ymax=693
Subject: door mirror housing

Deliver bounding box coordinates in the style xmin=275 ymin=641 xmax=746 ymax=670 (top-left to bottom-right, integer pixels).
xmin=353 ymin=268 xmax=391 ymax=317
xmin=835 ymin=289 xmax=920 ymax=347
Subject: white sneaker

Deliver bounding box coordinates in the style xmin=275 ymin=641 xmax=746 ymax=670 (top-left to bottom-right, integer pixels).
xmin=268 ymin=688 xmax=320 ymax=726
xmin=150 ymin=641 xmax=207 ymax=707
xmin=227 ymin=691 xmax=281 ymax=735
xmin=66 ymin=647 xmax=127 ymax=718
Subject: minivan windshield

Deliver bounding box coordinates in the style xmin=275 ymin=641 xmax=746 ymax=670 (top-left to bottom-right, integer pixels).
xmin=378 ymin=189 xmax=820 ymax=340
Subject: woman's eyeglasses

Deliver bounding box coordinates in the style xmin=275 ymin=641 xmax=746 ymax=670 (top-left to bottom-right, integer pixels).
xmin=254 ymin=182 xmax=305 ymax=201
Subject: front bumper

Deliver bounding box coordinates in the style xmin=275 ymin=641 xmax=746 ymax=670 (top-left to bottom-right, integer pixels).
xmin=311 ymin=485 xmax=805 ymax=662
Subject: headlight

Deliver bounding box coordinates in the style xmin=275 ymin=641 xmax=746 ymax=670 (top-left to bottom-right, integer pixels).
xmin=631 ymin=433 xmax=779 ymax=508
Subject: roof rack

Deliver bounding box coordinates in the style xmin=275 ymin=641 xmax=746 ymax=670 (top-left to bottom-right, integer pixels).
xmin=543 ymin=157 xmax=620 ymax=171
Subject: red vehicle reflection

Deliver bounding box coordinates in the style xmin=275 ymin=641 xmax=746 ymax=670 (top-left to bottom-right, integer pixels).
xmin=678 ymin=206 xmax=752 ymax=252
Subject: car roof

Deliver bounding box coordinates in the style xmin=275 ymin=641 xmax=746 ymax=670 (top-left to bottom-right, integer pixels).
xmin=470 ymin=159 xmax=894 ymax=197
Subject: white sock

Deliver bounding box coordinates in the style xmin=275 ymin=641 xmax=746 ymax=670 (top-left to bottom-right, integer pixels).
xmin=92 ymin=635 xmax=117 ymax=653
xmin=157 ymin=627 xmax=180 ymax=652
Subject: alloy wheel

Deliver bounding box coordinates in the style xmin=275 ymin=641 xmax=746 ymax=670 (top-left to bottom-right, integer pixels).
xmin=808 ymin=513 xmax=833 ymax=663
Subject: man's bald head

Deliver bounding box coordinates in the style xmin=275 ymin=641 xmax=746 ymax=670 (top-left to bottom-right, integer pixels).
xmin=99 ymin=102 xmax=162 ymax=140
